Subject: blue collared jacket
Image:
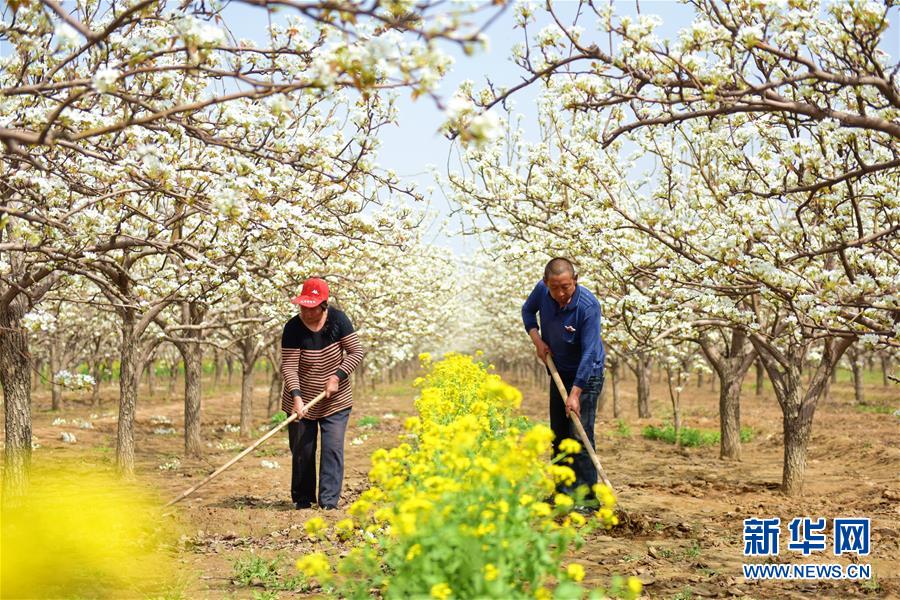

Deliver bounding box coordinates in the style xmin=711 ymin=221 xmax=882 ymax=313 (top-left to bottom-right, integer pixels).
xmin=522 ymin=280 xmax=605 ymax=389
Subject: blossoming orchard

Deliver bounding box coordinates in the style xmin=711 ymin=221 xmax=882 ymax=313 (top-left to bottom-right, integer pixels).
xmin=1 ymin=0 xmax=897 ymax=598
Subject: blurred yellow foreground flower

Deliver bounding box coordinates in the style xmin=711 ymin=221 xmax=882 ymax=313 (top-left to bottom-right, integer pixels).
xmin=1 ymin=460 xmax=179 ymax=598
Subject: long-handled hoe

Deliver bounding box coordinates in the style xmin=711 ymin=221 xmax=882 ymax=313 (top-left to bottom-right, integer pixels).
xmin=165 ymin=390 xmax=326 ymax=507
xmin=545 ymin=355 xmax=615 ymax=492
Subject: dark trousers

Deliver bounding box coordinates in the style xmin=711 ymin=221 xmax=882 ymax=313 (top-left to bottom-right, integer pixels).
xmin=549 ymin=371 xmax=604 ymax=497
xmin=287 ymin=407 xmax=351 ymax=507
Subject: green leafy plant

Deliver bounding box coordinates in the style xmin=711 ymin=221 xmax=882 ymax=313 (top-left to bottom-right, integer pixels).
xmin=357 ymin=415 xmax=380 ymax=429
xmin=642 ymin=423 xmax=754 ymax=447
xmin=231 ymin=554 xmax=306 ymax=592
xmin=613 ymin=419 xmax=631 ymax=437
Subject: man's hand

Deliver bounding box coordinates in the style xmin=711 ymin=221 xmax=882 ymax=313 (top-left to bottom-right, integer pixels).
xmin=324 ymin=374 xmax=341 ymax=399
xmin=292 ymin=397 xmax=306 ymax=419
xmin=528 ymin=328 xmax=551 ymax=364
xmin=565 ymin=386 xmax=582 ymax=418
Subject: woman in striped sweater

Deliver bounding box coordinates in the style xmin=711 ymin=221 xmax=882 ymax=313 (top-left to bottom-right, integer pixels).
xmin=281 ymin=278 xmax=363 ymax=510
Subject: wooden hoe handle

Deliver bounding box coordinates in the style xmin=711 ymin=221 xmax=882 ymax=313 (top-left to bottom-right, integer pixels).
xmin=545 ymin=355 xmax=615 ymax=492
xmin=166 ymin=390 xmax=327 ymax=507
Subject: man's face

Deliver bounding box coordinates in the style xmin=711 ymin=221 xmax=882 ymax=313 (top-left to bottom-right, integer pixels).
xmin=545 ymin=272 xmax=577 ymax=307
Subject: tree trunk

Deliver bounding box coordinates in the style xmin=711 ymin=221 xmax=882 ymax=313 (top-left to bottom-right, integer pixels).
xmin=635 ymin=354 xmax=651 ymax=418
xmin=268 ymin=367 xmax=281 ymax=416
xmin=611 ymin=362 xmax=621 ymax=419
xmin=240 ymin=359 xmax=255 ymax=437
xmin=850 ymin=350 xmax=865 ymax=405
xmin=880 ymin=354 xmax=889 ymax=387
xmin=697 ymin=370 xmax=703 ymax=388
xmin=91 ymin=361 xmax=102 ymax=407
xmin=214 ymin=348 xmax=222 ymax=387
xmin=755 ymin=360 xmax=765 ymax=396
xmin=116 ymin=318 xmax=139 ymax=477
xmin=1 ymin=303 xmax=33 ymax=501
xmin=781 ymin=381 xmax=812 ymax=496
xmin=719 ymin=376 xmax=743 ymax=460
xmin=167 ymin=361 xmax=177 ymax=395
xmin=182 ymin=347 xmax=203 ymax=456
xmin=666 ymin=367 xmax=682 ymax=449
xmin=226 ymin=356 xmax=234 ymax=386
xmin=146 ymin=360 xmax=155 ymax=397
xmin=49 ymin=344 xmax=62 ymax=411
xmin=753 ymin=336 xmax=852 ymax=496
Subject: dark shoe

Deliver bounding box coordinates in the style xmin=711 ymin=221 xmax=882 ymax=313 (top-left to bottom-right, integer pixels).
xmin=320 ymin=504 xmax=338 ymax=510
xmin=573 ymin=505 xmax=594 ymax=516
xmin=295 ymin=501 xmax=312 ymax=509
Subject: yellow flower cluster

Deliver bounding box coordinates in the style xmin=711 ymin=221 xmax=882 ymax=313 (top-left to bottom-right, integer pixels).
xmin=320 ymin=354 xmax=631 ymax=599
xmin=295 ymin=552 xmax=330 ymax=580
xmin=303 ymin=516 xmax=327 ymax=539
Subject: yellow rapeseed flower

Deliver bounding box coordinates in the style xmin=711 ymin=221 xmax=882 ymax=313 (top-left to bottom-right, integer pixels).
xmin=483 ymin=563 xmax=499 ymax=581
xmin=558 ymin=438 xmax=582 ymax=454
xmin=430 ymin=582 xmax=452 ymax=599
xmin=549 ymin=464 xmax=576 ymax=486
xmin=296 ymin=552 xmax=330 ymax=579
xmin=554 ymin=493 xmax=574 ymax=509
xmin=534 ymin=587 xmax=552 ymax=600
xmin=419 ymin=352 xmax=432 ymax=363
xmin=566 ymin=563 xmax=585 ymax=582
xmin=627 ymin=576 xmax=643 ymax=597
xmin=405 ymin=543 xmax=422 ymax=561
xmin=303 ymin=516 xmax=327 ymax=539
xmin=335 ymin=518 xmax=355 ymax=539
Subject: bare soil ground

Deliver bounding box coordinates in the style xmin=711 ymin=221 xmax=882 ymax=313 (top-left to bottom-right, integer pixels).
xmin=11 ymin=367 xmax=899 ymax=599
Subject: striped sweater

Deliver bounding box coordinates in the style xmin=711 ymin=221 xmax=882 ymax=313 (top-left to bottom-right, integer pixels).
xmin=280 ymin=309 xmax=364 ymax=419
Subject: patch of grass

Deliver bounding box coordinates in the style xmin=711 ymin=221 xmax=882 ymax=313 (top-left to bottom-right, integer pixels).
xmin=231 ymin=554 xmax=307 ymax=592
xmin=269 ymin=412 xmax=288 ymax=427
xmin=357 ymin=415 xmax=380 ymax=429
xmin=613 ymin=419 xmax=631 ymax=437
xmin=672 ymin=588 xmax=694 ymax=600
xmin=642 ymin=423 xmax=755 ymax=447
xmin=254 ymin=446 xmax=282 ymax=458
xmin=861 ymin=575 xmax=882 ymax=593
xmin=683 ymin=541 xmax=701 ymax=559
xmin=854 ymin=403 xmax=896 ymax=414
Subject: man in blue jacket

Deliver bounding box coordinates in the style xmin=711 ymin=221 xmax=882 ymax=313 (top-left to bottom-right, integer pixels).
xmin=522 ymin=257 xmax=605 ymax=499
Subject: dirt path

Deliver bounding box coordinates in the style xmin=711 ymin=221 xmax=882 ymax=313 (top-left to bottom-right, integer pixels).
xmin=11 ymin=370 xmax=899 ymax=599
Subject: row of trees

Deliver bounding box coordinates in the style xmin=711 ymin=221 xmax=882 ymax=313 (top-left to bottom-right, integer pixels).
xmin=449 ymin=0 xmax=898 ymax=495
xmin=1 ymin=0 xmax=498 ymax=499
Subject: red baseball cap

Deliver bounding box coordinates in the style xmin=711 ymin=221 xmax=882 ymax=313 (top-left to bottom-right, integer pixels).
xmin=291 ymin=278 xmax=329 ymax=307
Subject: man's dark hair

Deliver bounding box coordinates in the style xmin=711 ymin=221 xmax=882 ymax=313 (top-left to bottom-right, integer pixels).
xmin=543 ymin=257 xmax=576 ymax=280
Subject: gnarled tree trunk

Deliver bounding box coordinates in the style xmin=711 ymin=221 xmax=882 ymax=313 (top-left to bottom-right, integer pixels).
xmin=753 ymin=335 xmax=853 ymax=496
xmin=116 ymin=314 xmax=139 ymax=477
xmin=850 ymin=348 xmax=865 ymax=405
xmin=182 ymin=346 xmax=203 ymax=456
xmin=1 ymin=302 xmax=33 ymax=501
xmin=49 ymin=343 xmax=62 ymax=411
xmin=634 ymin=353 xmax=652 ymax=418
xmin=240 ymin=359 xmax=255 ymax=437
xmin=755 ymin=360 xmax=765 ymax=396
